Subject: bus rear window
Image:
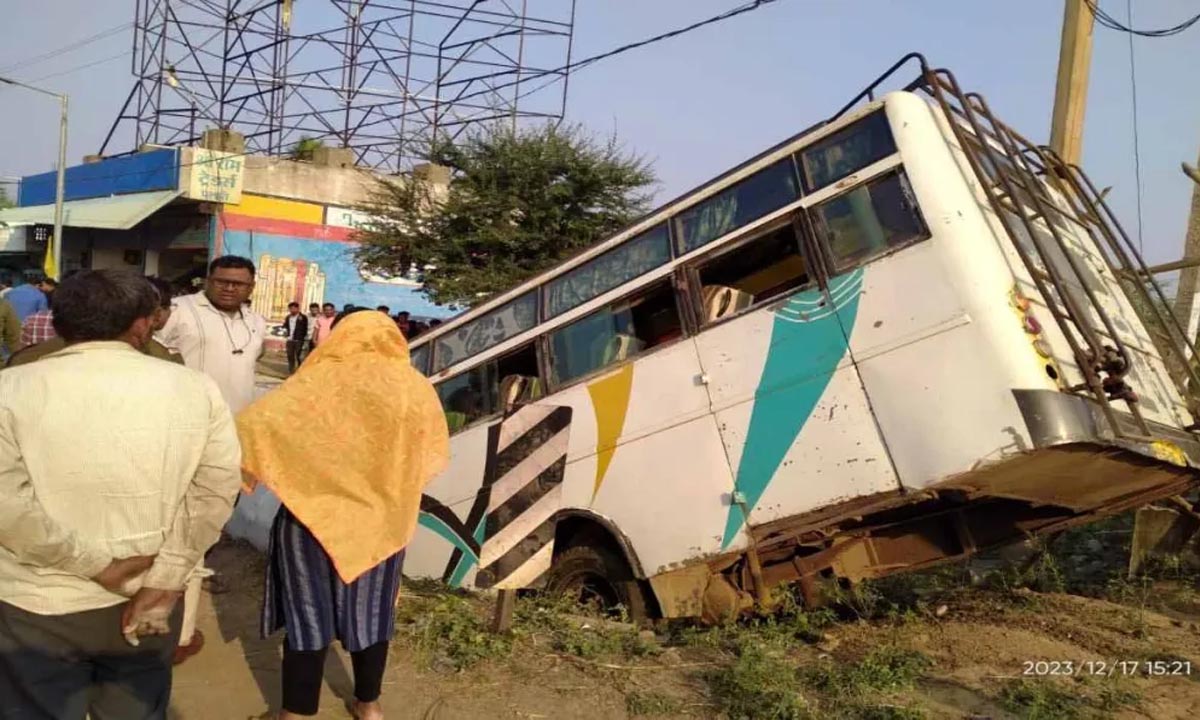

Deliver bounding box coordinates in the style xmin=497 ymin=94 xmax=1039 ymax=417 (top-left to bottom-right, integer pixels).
xmin=811 ymin=170 xmax=926 ymax=270
xmin=798 ymin=111 xmax=896 ymax=193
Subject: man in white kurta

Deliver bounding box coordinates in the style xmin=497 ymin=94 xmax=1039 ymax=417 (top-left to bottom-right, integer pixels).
xmin=155 ymin=255 xmax=267 ymax=661
xmin=158 ymin=259 xmax=267 ymax=414
xmin=0 ymin=269 xmax=241 ymax=718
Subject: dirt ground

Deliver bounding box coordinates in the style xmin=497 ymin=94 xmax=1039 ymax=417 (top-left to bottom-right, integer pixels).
xmin=169 ymin=533 xmax=1200 ymax=720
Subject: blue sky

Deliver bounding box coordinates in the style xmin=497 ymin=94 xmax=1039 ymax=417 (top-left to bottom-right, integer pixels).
xmin=1 ymin=1 xmax=1197 ymax=267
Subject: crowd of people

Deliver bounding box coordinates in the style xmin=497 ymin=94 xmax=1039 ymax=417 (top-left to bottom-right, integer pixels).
xmin=0 ymin=257 xmax=450 ymax=719
xmin=276 ymin=300 xmax=442 ymax=375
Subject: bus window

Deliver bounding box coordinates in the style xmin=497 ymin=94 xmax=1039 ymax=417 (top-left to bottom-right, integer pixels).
xmin=674 ymin=158 xmax=800 ymax=256
xmin=695 ymin=222 xmax=812 ymax=325
xmin=433 ymin=292 xmax=538 ymax=372
xmin=811 ymin=170 xmax=927 ymax=271
xmin=494 ymin=344 xmax=542 ymax=409
xmin=437 ymin=363 xmax=496 ymax=434
xmin=410 ymin=343 xmax=431 ymax=375
xmin=544 ymin=224 xmax=672 ymax=319
xmin=798 ymin=111 xmax=896 ymax=193
xmin=436 ymin=343 xmax=541 ymax=433
xmin=548 ymin=281 xmax=682 ymax=386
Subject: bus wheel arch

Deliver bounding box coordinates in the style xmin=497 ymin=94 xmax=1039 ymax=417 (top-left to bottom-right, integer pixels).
xmin=545 ymin=511 xmax=660 ymax=622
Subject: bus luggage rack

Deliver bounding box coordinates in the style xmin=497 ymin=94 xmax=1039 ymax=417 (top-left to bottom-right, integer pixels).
xmin=829 ymin=53 xmax=1200 ymax=441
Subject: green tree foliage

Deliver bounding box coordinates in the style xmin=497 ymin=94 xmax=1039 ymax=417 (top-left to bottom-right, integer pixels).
xmin=0 ymin=186 xmax=13 ymax=210
xmin=353 ymin=123 xmax=656 ymax=307
xmin=288 ymin=136 xmax=325 ymax=161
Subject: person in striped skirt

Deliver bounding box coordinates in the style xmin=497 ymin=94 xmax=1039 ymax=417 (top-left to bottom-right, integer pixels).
xmin=236 ymin=309 xmax=450 ymax=719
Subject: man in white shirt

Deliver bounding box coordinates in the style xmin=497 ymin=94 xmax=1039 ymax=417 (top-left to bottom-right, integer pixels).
xmin=0 ymin=269 xmax=241 ymax=719
xmin=155 ymin=255 xmax=267 ymax=661
xmin=157 ymin=255 xmax=267 ymax=414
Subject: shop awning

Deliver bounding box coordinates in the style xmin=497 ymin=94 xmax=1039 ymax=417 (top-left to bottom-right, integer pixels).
xmin=0 ymin=190 xmax=182 ymax=231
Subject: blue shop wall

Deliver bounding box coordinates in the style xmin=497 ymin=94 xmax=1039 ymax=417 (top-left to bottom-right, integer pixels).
xmin=20 ymin=149 xmax=180 ymax=206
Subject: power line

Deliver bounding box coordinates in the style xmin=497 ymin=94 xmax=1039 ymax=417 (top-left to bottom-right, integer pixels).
xmin=1126 ymin=0 xmax=1144 ymax=252
xmin=0 ymin=22 xmax=132 ymax=75
xmin=23 ymin=52 xmax=128 ymax=84
xmin=565 ymin=0 xmax=783 ymax=74
xmin=1084 ymin=0 xmax=1199 ymax=38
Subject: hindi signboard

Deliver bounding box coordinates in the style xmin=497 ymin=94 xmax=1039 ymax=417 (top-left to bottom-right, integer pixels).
xmin=188 ymin=149 xmax=245 ymax=204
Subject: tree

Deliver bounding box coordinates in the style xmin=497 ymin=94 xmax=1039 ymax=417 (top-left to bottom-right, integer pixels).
xmin=0 ymin=186 xmax=13 ymax=210
xmin=353 ymin=123 xmax=656 ymax=306
xmin=288 ymin=136 xmax=325 ymax=162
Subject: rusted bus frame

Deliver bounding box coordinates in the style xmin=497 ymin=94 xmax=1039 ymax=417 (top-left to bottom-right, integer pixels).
xmin=721 ymin=457 xmax=1195 ymax=607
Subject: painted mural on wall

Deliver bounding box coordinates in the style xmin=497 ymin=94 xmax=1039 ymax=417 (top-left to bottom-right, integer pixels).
xmin=251 ymin=254 xmax=328 ymax=322
xmin=220 ymin=230 xmax=445 ymax=318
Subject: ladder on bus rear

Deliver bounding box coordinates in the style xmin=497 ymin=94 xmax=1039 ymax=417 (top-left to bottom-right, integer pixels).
xmin=830 ymin=54 xmax=1200 ymax=441
xmin=913 ymin=64 xmax=1200 ymax=440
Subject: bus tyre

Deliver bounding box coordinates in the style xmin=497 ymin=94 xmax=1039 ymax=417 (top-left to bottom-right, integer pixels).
xmin=545 ymin=544 xmax=653 ymax=623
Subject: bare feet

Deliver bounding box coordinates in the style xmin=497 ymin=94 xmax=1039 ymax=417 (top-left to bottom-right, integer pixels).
xmin=352 ymin=700 xmax=384 ymax=720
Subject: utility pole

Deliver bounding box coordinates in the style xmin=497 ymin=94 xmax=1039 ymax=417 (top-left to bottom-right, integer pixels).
xmin=0 ymin=75 xmax=68 ymax=280
xmin=1175 ymin=151 xmax=1200 ymax=340
xmin=1049 ymin=0 xmax=1095 ymax=166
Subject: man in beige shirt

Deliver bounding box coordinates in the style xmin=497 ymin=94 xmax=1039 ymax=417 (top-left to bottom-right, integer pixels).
xmin=0 ymin=269 xmax=242 ymax=719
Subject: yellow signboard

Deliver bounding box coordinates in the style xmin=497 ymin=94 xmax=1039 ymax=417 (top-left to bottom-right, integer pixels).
xmin=189 ymin=149 xmax=245 ymax=204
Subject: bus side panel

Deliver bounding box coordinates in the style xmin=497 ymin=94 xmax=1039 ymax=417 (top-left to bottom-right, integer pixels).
xmin=558 ymin=339 xmax=738 ymax=576
xmin=407 ymin=423 xmax=492 ymax=587
xmin=694 ymin=285 xmax=900 ymax=551
xmin=586 ymin=414 xmax=738 ymax=575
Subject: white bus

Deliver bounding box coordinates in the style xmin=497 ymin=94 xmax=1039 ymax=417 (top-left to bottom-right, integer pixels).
xmin=403 ymin=55 xmax=1200 ymax=620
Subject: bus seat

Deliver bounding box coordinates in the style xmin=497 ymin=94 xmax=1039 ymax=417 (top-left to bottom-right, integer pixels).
xmin=600 ymin=333 xmax=645 ymax=366
xmin=702 ymin=285 xmax=754 ymax=323
xmin=498 ymin=374 xmax=544 ymax=408
xmin=444 ymin=411 xmax=468 ymax=433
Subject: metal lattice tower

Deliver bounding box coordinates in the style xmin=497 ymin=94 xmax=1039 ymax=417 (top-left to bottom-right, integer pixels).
xmin=100 ymin=0 xmax=577 ymax=171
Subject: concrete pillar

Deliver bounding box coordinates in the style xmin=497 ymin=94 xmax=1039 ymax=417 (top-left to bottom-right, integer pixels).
xmin=312 ymin=146 xmax=355 ymax=168
xmin=201 ymin=128 xmax=246 ymax=155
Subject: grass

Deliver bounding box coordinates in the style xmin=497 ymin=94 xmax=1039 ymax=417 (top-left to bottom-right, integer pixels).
xmin=999 ymin=679 xmax=1088 ymax=720
xmin=388 ymin=514 xmax=1187 ymax=717
xmin=396 ymin=593 xmax=513 ymax=670
xmin=704 ymin=638 xmax=810 ymax=720
xmin=998 ymin=677 xmax=1142 ymax=720
xmin=801 ymin=646 xmax=932 ymax=698
xmin=624 ymin=690 xmax=685 ymax=717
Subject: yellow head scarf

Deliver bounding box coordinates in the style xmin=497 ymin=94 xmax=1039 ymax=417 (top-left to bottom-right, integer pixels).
xmin=237 ymin=311 xmax=449 ymax=583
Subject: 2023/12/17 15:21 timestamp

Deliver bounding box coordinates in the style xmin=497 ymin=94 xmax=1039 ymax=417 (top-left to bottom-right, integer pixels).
xmin=1023 ymin=660 xmax=1192 ymax=677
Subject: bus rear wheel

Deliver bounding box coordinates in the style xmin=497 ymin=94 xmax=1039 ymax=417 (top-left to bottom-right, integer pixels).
xmin=544 ymin=544 xmax=653 ymax=623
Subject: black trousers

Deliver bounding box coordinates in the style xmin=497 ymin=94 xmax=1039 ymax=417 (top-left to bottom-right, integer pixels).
xmin=0 ymin=600 xmax=181 ymax=720
xmin=281 ymin=638 xmax=389 ymax=715
xmin=286 ymin=339 xmax=304 ymax=373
